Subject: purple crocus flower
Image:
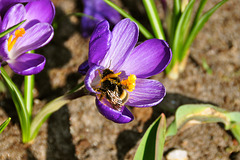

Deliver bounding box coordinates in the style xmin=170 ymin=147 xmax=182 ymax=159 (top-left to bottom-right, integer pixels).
xmin=79 ymin=18 xmax=172 ymax=123
xmin=81 ymin=0 xmax=121 ymax=37
xmin=0 ymin=0 xmax=55 ymax=75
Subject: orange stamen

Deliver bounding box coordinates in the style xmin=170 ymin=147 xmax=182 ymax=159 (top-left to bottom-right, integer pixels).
xmin=7 ymin=28 xmax=25 ymax=51
xmin=121 ymin=74 xmax=137 ymax=92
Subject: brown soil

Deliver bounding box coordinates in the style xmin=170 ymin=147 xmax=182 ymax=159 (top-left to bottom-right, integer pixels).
xmin=0 ymin=0 xmax=240 ymax=160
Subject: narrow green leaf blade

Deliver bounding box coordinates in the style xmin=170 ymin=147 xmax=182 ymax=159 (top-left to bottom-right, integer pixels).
xmin=30 ymin=96 xmax=70 ymax=141
xmin=134 ymin=115 xmax=162 ymax=160
xmin=169 ymin=0 xmax=181 ymax=46
xmin=192 ymin=0 xmax=208 ymax=28
xmin=166 ymin=120 xmax=177 ymax=137
xmin=142 ymin=0 xmax=165 ymax=40
xmin=182 ymin=0 xmax=228 ymax=60
xmin=30 ymin=83 xmax=86 ymax=141
xmin=0 ymin=20 xmax=26 ymax=38
xmin=172 ymin=0 xmax=195 ymax=60
xmin=155 ymin=114 xmax=166 ymax=160
xmin=0 ymin=118 xmax=11 ymax=134
xmin=0 ymin=67 xmax=29 ymax=142
xmin=230 ymin=123 xmax=240 ymax=143
xmin=104 ymin=0 xmax=153 ymax=39
xmin=167 ymin=0 xmax=195 ymax=73
xmin=225 ymin=112 xmax=240 ymax=125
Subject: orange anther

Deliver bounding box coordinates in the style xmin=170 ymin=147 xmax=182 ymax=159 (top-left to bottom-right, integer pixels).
xmin=8 ymin=28 xmax=25 ymax=51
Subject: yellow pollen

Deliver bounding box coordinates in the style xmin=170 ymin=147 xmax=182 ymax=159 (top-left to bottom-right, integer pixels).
xmin=121 ymin=74 xmax=137 ymax=92
xmin=7 ymin=28 xmax=25 ymax=51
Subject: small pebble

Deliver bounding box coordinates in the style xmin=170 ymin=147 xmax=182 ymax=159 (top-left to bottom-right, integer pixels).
xmin=166 ymin=149 xmax=188 ymax=160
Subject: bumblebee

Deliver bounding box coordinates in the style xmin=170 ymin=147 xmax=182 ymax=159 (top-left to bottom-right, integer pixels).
xmin=96 ymin=69 xmax=129 ymax=111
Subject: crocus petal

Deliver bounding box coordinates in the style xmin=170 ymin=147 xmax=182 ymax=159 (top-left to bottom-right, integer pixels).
xmin=88 ymin=20 xmax=112 ymax=67
xmin=0 ymin=39 xmax=9 ymax=59
xmin=100 ymin=18 xmax=139 ymax=71
xmin=7 ymin=53 xmax=46 ymax=75
xmin=9 ymin=23 xmax=54 ymax=59
xmin=81 ymin=0 xmax=99 ymax=37
xmin=0 ymin=0 xmax=32 ymax=14
xmin=23 ymin=0 xmax=55 ymax=29
xmin=126 ymin=78 xmax=166 ymax=107
xmin=98 ymin=0 xmax=121 ymax=25
xmin=84 ymin=65 xmax=102 ymax=94
xmin=78 ymin=60 xmax=90 ymax=75
xmin=96 ymin=98 xmax=134 ymax=123
xmin=119 ymin=39 xmax=172 ymax=78
xmin=1 ymin=4 xmax=26 ymax=31
xmin=81 ymin=0 xmax=120 ymax=38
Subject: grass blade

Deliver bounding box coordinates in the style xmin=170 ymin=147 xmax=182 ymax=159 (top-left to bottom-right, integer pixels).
xmin=155 ymin=114 xmax=166 ymax=160
xmin=0 ymin=118 xmax=11 ymax=134
xmin=192 ymin=0 xmax=208 ymax=28
xmin=182 ymin=0 xmax=228 ymax=60
xmin=169 ymin=0 xmax=181 ymax=45
xmin=142 ymin=0 xmax=165 ymax=40
xmin=1 ymin=67 xmax=29 ymax=142
xmin=231 ymin=123 xmax=240 ymax=143
xmin=30 ymin=83 xmax=87 ymax=141
xmin=134 ymin=114 xmax=164 ymax=160
xmin=167 ymin=0 xmax=195 ymax=73
xmin=0 ymin=20 xmax=26 ymax=38
xmin=104 ymin=0 xmax=153 ymax=39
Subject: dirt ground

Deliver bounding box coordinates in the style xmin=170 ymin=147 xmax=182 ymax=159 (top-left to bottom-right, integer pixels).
xmin=0 ymin=0 xmax=240 ymax=160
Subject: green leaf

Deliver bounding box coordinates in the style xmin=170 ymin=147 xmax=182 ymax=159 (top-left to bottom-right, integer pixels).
xmin=230 ymin=123 xmax=240 ymax=143
xmin=168 ymin=0 xmax=181 ymax=46
xmin=30 ymin=82 xmax=87 ymax=141
xmin=175 ymin=104 xmax=230 ymax=128
xmin=1 ymin=67 xmax=30 ymax=142
xmin=172 ymin=0 xmax=195 ymax=61
xmin=166 ymin=0 xmax=195 ymax=73
xmin=0 ymin=118 xmax=11 ymax=134
xmin=166 ymin=104 xmax=240 ymax=138
xmin=166 ymin=104 xmax=240 ymax=144
xmin=202 ymin=58 xmax=212 ymax=74
xmin=30 ymin=95 xmax=70 ymax=140
xmin=155 ymin=114 xmax=166 ymax=160
xmin=0 ymin=20 xmax=26 ymax=38
xmin=182 ymin=0 xmax=228 ymax=61
xmin=142 ymin=0 xmax=165 ymax=40
xmin=192 ymin=0 xmax=208 ymax=28
xmin=104 ymin=0 xmax=153 ymax=39
xmin=134 ymin=113 xmax=166 ymax=160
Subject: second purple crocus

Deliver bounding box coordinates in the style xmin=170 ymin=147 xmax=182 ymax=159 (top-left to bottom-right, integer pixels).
xmin=0 ymin=0 xmax=55 ymax=75
xmin=81 ymin=0 xmax=121 ymax=37
xmin=79 ymin=18 xmax=172 ymax=123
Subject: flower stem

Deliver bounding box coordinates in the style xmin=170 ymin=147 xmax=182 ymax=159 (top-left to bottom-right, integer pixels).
xmin=24 ymin=51 xmax=35 ymax=121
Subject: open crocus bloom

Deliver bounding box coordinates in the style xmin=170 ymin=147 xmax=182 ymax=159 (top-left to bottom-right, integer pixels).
xmin=81 ymin=0 xmax=121 ymax=37
xmin=80 ymin=19 xmax=172 ymax=123
xmin=0 ymin=0 xmax=55 ymax=75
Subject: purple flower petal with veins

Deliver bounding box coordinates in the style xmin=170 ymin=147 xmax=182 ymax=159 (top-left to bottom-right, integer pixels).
xmin=0 ymin=1 xmax=55 ymax=75
xmin=81 ymin=0 xmax=121 ymax=37
xmin=79 ymin=18 xmax=172 ymax=123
